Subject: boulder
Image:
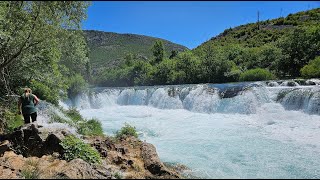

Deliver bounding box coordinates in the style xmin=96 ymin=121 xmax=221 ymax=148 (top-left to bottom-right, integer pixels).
xmin=0 ymin=140 xmax=11 ymax=156
xmin=4 ymin=124 xmax=70 ymax=157
xmin=306 ymin=79 xmax=320 ymax=85
xmin=280 ymin=81 xmax=299 ymax=87
xmin=267 ymin=81 xmax=279 ymax=87
xmin=60 ymin=158 xmax=111 ymax=179
xmin=141 ymin=142 xmax=180 ymax=178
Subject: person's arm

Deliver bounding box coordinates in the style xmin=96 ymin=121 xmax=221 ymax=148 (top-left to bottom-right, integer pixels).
xmin=18 ymin=98 xmax=22 ymax=114
xmin=33 ymin=95 xmax=40 ymax=106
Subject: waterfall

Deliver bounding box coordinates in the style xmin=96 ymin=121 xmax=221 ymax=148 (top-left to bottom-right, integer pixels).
xmin=69 ymin=80 xmax=320 ymax=115
xmin=278 ymin=86 xmax=320 ymax=115
xmin=72 ymin=79 xmax=320 ymax=179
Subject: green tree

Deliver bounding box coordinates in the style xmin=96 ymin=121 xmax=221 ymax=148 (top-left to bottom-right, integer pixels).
xmin=169 ymin=50 xmax=178 ymax=59
xmin=239 ymin=68 xmax=276 ymax=81
xmin=301 ymin=56 xmax=320 ymax=78
xmin=0 ymin=1 xmax=90 ymax=96
xmin=174 ymin=51 xmax=201 ymax=84
xmin=151 ymin=40 xmax=165 ymax=64
xmin=276 ymin=25 xmax=320 ymax=77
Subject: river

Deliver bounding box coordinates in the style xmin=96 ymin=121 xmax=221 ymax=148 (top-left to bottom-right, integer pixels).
xmin=63 ymin=80 xmax=320 ymax=178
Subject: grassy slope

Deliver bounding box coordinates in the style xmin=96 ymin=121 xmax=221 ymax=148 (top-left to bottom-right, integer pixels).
xmin=193 ymin=8 xmax=320 ymax=52
xmin=84 ymin=30 xmax=189 ymax=70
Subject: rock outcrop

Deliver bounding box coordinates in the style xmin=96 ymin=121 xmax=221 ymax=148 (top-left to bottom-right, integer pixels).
xmin=0 ymin=124 xmax=183 ymax=179
xmin=3 ymin=124 xmax=70 ymax=157
xmin=0 ymin=151 xmax=111 ymax=179
xmin=85 ymin=136 xmax=182 ymax=179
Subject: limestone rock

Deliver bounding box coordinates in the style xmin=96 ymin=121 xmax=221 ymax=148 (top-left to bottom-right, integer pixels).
xmin=141 ymin=142 xmax=181 ymax=178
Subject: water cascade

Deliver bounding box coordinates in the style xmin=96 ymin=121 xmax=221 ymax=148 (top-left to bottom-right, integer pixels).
xmin=63 ymin=80 xmax=320 ymax=178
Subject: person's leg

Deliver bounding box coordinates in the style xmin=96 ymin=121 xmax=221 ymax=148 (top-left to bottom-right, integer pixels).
xmin=23 ymin=114 xmax=31 ymax=124
xmin=31 ymin=112 xmax=37 ymax=123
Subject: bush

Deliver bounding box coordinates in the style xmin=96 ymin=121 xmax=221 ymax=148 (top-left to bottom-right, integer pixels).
xmin=4 ymin=110 xmax=24 ymax=133
xmin=78 ymin=118 xmax=104 ymax=136
xmin=301 ymin=56 xmax=320 ymax=78
xmin=239 ymin=68 xmax=276 ymax=81
xmin=60 ymin=135 xmax=102 ymax=164
xmin=65 ymin=108 xmax=83 ymax=124
xmin=49 ymin=108 xmax=104 ymax=137
xmin=115 ymin=123 xmax=138 ymax=139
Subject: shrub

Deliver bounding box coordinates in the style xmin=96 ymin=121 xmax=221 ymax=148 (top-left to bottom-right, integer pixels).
xmin=113 ymin=172 xmax=123 ymax=179
xmin=78 ymin=118 xmax=104 ymax=136
xmin=49 ymin=108 xmax=104 ymax=137
xmin=4 ymin=110 xmax=24 ymax=133
xmin=60 ymin=135 xmax=102 ymax=164
xmin=301 ymin=56 xmax=320 ymax=78
xmin=115 ymin=123 xmax=138 ymax=139
xmin=239 ymin=68 xmax=276 ymax=81
xmin=65 ymin=108 xmax=83 ymax=124
xmin=21 ymin=159 xmax=41 ymax=179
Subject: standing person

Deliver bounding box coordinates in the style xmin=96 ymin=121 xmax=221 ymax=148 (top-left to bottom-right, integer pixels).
xmin=18 ymin=88 xmax=40 ymax=124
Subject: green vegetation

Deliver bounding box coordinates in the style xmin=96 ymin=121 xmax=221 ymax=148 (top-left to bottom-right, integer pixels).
xmin=113 ymin=172 xmax=123 ymax=179
xmin=78 ymin=118 xmax=104 ymax=136
xmin=115 ymin=123 xmax=138 ymax=139
xmin=151 ymin=40 xmax=165 ymax=64
xmin=49 ymin=107 xmax=104 ymax=137
xmin=29 ymin=80 xmax=60 ymax=106
xmin=21 ymin=166 xmax=41 ymax=179
xmin=84 ymin=30 xmax=188 ymax=72
xmin=3 ymin=110 xmax=24 ymax=133
xmin=0 ymin=2 xmax=319 ymax=137
xmin=0 ymin=1 xmax=90 ymax=131
xmin=301 ymin=56 xmax=320 ymax=78
xmin=239 ymin=68 xmax=276 ymax=82
xmin=94 ymin=8 xmax=320 ymax=87
xmin=20 ymin=159 xmax=41 ymax=179
xmin=60 ymin=135 xmax=102 ymax=164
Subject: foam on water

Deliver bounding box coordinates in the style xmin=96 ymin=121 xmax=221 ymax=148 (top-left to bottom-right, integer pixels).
xmin=64 ymin=82 xmax=320 ymax=178
xmin=79 ymin=105 xmax=320 ymax=178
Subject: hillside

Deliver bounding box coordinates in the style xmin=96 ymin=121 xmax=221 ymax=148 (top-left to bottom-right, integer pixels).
xmin=194 ymin=8 xmax=320 ymax=51
xmin=90 ymin=8 xmax=320 ymax=87
xmin=84 ymin=30 xmax=189 ymax=71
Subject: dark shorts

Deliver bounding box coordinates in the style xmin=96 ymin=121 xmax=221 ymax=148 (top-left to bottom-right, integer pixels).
xmin=23 ymin=112 xmax=37 ymax=124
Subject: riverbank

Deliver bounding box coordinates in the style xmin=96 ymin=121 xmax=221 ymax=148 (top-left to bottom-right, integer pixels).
xmin=0 ymin=122 xmax=183 ymax=179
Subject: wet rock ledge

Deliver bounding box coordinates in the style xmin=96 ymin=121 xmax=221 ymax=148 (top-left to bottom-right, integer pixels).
xmin=0 ymin=124 xmax=182 ymax=179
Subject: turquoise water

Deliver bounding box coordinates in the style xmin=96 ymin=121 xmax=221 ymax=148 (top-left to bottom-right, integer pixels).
xmin=73 ymin=83 xmax=320 ymax=178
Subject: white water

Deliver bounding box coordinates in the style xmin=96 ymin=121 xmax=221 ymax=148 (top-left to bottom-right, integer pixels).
xmin=68 ymin=83 xmax=320 ymax=178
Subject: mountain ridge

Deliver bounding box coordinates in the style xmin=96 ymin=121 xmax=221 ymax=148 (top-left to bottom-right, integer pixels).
xmin=83 ymin=30 xmax=189 ymax=71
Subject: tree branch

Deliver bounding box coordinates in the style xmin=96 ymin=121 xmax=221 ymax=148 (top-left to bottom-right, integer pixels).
xmin=0 ymin=3 xmax=41 ymax=69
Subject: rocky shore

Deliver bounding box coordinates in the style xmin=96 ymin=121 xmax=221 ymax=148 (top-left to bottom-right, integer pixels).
xmin=0 ymin=124 xmax=183 ymax=179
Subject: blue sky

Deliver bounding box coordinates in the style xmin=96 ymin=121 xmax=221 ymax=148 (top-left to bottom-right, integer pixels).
xmin=82 ymin=1 xmax=320 ymax=49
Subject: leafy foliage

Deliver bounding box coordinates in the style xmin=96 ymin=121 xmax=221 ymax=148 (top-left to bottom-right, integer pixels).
xmin=0 ymin=1 xmax=90 ymax=104
xmin=0 ymin=1 xmax=91 ymax=134
xmin=60 ymin=135 xmax=102 ymax=164
xmin=67 ymin=74 xmax=88 ymax=99
xmin=301 ymin=56 xmax=320 ymax=78
xmin=3 ymin=109 xmax=24 ymax=133
xmin=239 ymin=68 xmax=276 ymax=81
xmin=151 ymin=40 xmax=165 ymax=64
xmin=276 ymin=25 xmax=320 ymax=77
xmin=49 ymin=107 xmax=104 ymax=137
xmin=29 ymin=80 xmax=60 ymax=105
xmin=78 ymin=118 xmax=104 ymax=136
xmin=115 ymin=123 xmax=138 ymax=139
